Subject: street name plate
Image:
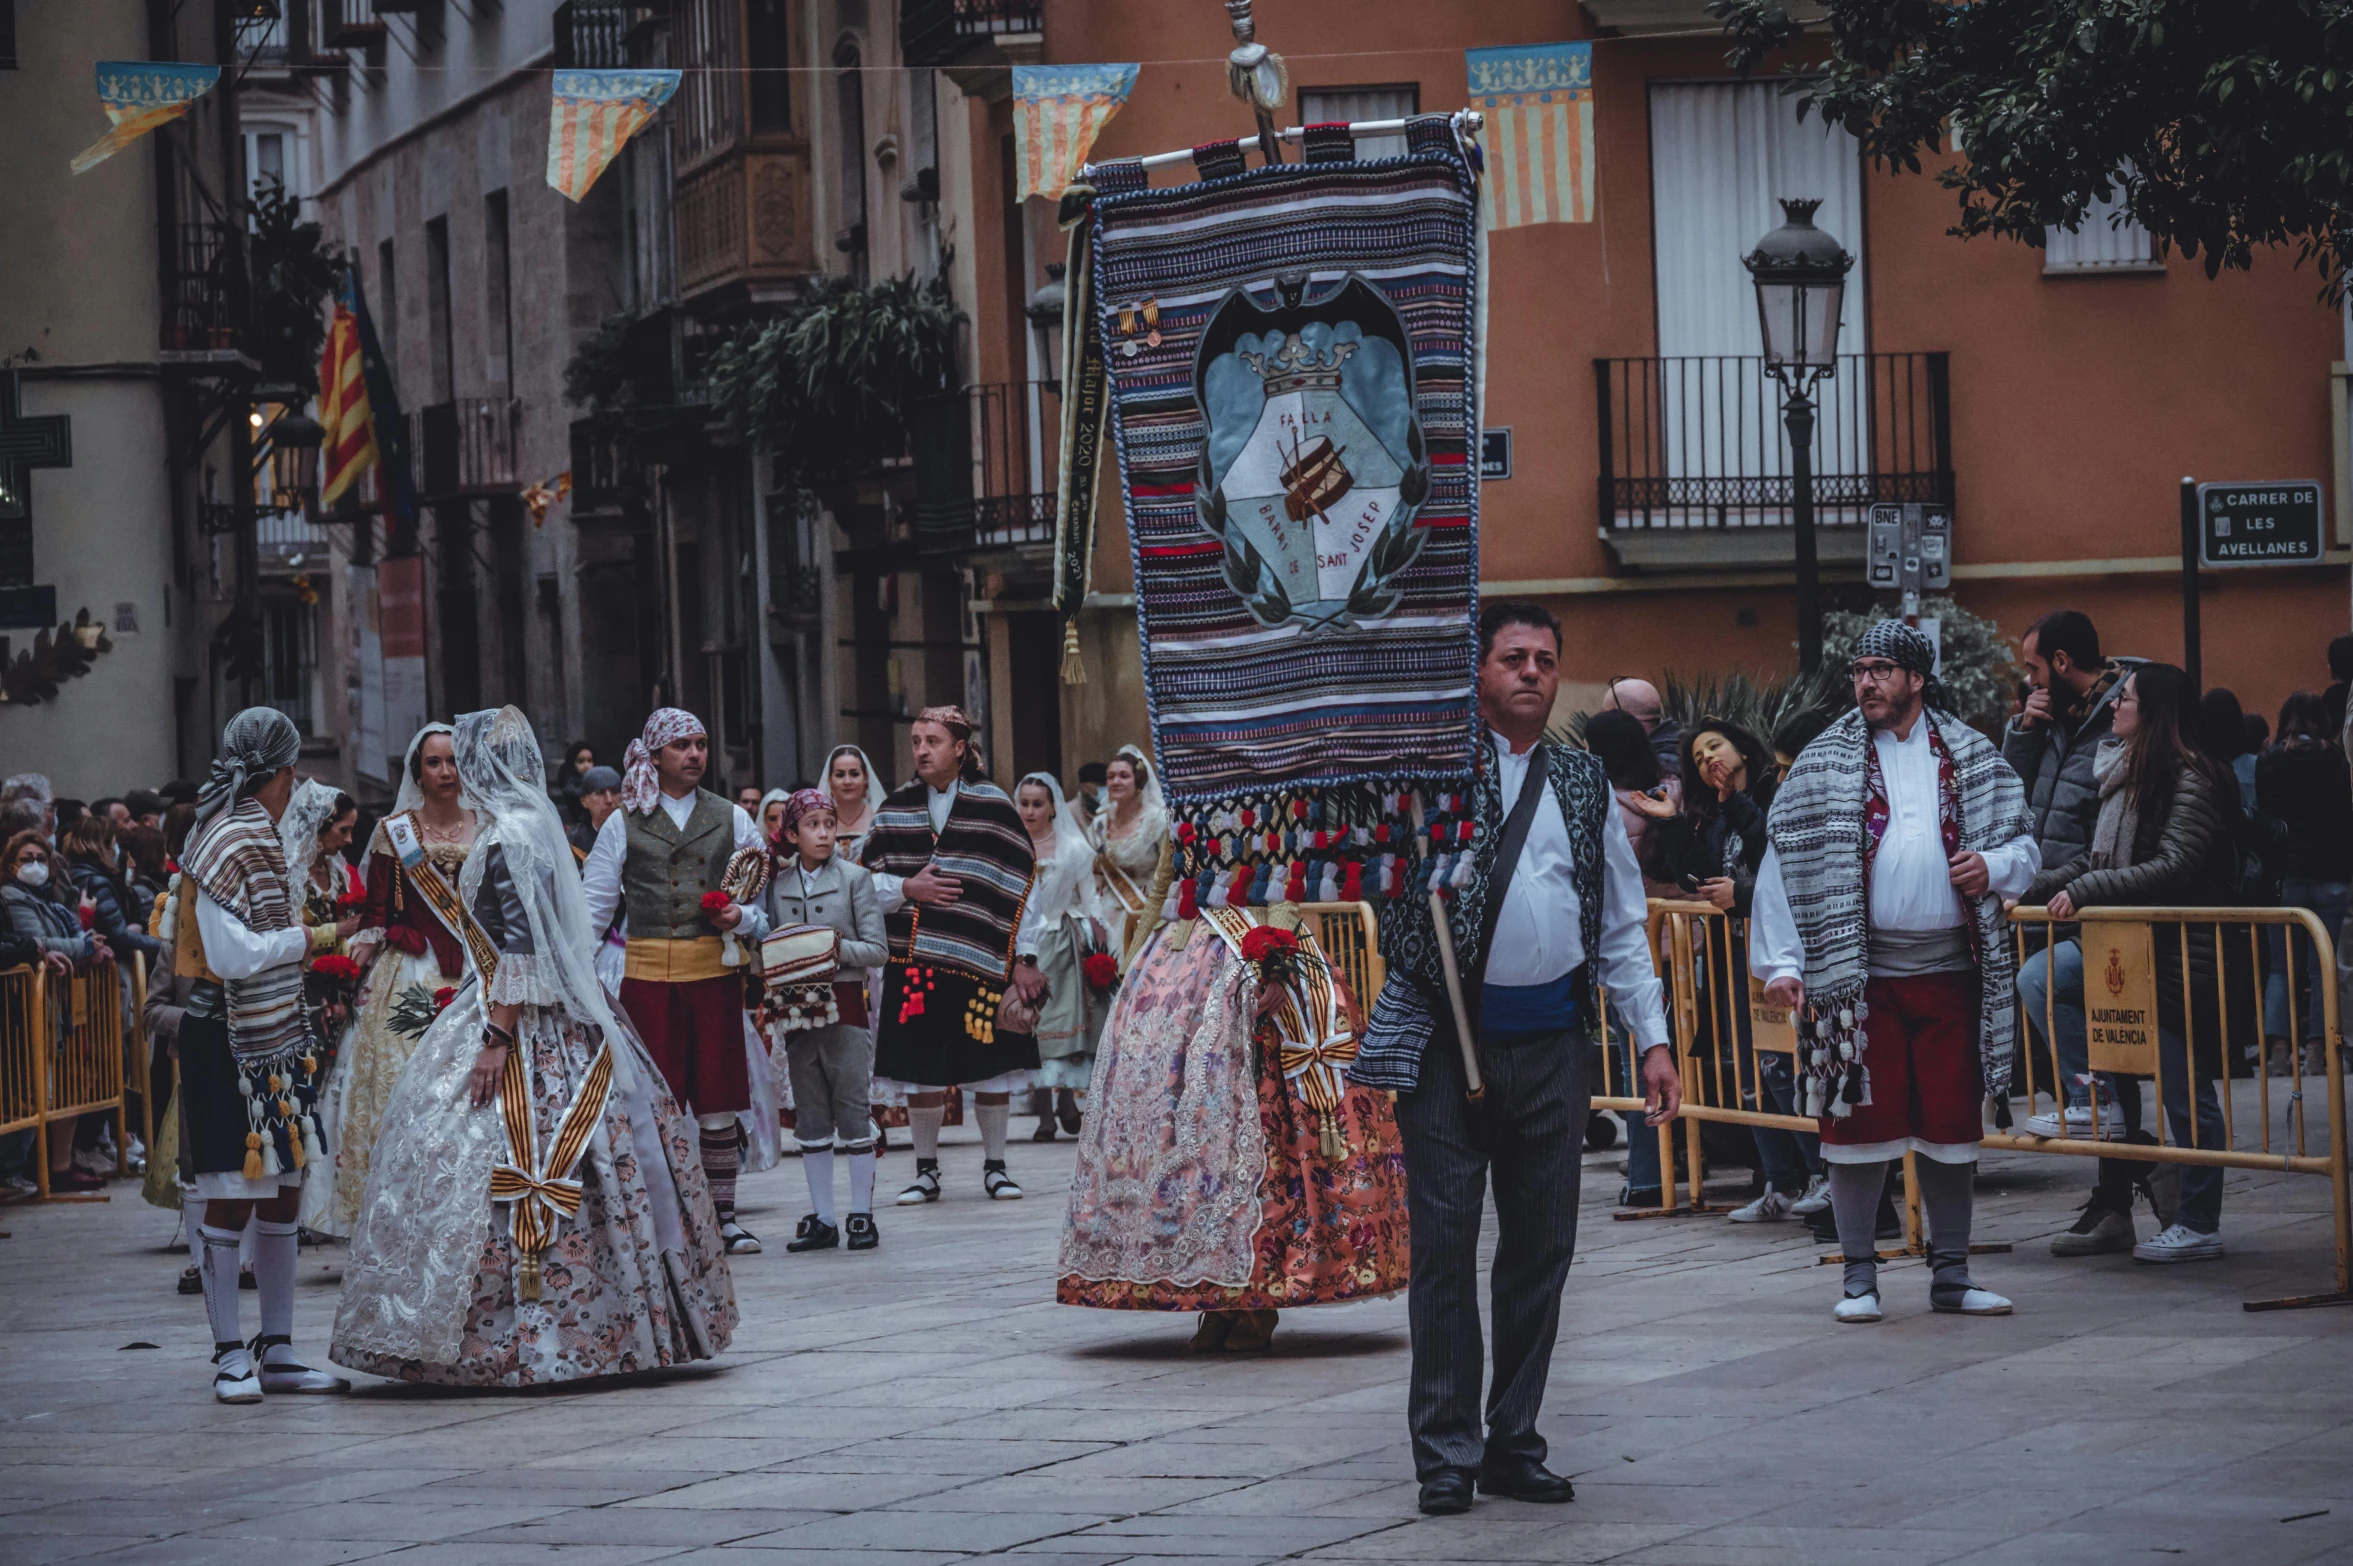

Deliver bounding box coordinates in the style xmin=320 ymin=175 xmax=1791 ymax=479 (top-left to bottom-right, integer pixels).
xmin=2198 ymin=480 xmax=2325 ymax=567
xmin=1480 ymin=428 xmax=1512 ymax=481
xmin=2083 ymin=921 xmax=2160 ymax=1077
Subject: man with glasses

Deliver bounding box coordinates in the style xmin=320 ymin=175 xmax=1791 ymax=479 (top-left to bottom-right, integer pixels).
xmin=1750 ymin=621 xmax=2038 ymax=1324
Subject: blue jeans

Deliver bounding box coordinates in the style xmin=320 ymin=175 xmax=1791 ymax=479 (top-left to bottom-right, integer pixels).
xmin=2265 ymin=879 xmax=2350 ymax=1043
xmin=2021 ymin=939 xmax=2225 ymax=1230
xmin=1612 ymin=1018 xmax=1662 ymax=1195
xmin=1752 ymin=1052 xmax=1819 ymax=1193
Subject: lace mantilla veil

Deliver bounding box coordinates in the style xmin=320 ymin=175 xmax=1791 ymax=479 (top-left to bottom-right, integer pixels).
xmin=334 ymin=706 xmax=645 ymax=1367
xmin=276 ymin=779 xmax=342 ymax=886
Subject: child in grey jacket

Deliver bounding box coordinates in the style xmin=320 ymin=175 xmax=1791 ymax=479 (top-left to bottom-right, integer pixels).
xmin=763 ymin=788 xmax=888 ymax=1251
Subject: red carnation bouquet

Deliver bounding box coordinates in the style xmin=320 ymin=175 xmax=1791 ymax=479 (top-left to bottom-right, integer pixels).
xmin=701 ymin=890 xmax=734 ymax=927
xmin=1238 ymin=924 xmax=1303 ymax=986
xmin=433 ymin=986 xmax=456 ymax=1010
xmin=1082 ymin=952 xmax=1120 ymax=993
xmin=335 ymin=886 xmax=368 ymax=913
xmin=310 ymin=953 xmax=362 ymax=986
xmin=388 ymin=981 xmax=457 ymax=1039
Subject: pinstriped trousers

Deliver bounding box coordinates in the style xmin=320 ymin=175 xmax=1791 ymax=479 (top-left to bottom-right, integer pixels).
xmin=1393 ymin=1021 xmax=1590 ymax=1478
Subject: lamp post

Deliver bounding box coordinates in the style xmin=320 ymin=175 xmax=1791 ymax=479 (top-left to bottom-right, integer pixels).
xmin=1744 ymin=198 xmax=1853 ymax=674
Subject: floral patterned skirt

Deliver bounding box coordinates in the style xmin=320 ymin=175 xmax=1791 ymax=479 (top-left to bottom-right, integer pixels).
xmin=1056 ymin=927 xmax=1410 ymax=1313
xmin=332 ymin=1006 xmax=737 ymax=1387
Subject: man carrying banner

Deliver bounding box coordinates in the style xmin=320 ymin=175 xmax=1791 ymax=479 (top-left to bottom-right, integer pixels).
xmin=1354 ymin=602 xmax=1679 ymax=1517
xmin=582 ymin=708 xmax=772 ymax=1254
xmin=1751 ymin=620 xmax=2039 ymax=1325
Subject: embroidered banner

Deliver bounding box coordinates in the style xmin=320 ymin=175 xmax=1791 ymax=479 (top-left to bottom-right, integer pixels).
xmin=546 ymin=69 xmax=682 ymax=201
xmin=1091 ymin=115 xmax=1482 ymax=804
xmin=1014 ymin=63 xmax=1139 ymax=203
xmin=1465 ymin=41 xmax=1595 ymax=228
xmin=72 ymin=62 xmax=220 ymax=175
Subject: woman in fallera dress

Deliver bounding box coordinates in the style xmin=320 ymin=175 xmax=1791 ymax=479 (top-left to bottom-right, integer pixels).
xmin=332 ymin=706 xmax=735 ymax=1387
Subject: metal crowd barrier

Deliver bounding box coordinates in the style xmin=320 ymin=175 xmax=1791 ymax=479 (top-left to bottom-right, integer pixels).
xmin=0 ymin=961 xmax=132 ymax=1201
xmin=1593 ymin=900 xmax=2351 ymax=1312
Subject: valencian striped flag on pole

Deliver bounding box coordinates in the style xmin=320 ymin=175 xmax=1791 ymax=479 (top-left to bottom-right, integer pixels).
xmin=546 ymin=69 xmax=681 ymax=202
xmin=1012 ymin=64 xmax=1139 ymax=202
xmin=1464 ymin=42 xmax=1595 ymax=228
xmin=317 ymin=288 xmax=376 ymax=508
xmin=72 ymin=62 xmax=220 ymax=175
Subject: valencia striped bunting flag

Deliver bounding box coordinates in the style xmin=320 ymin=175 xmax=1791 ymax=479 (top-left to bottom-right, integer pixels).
xmin=317 ymin=294 xmax=376 ymax=508
xmin=1464 ymin=42 xmax=1595 ymax=228
xmin=72 ymin=62 xmax=220 ymax=175
xmin=546 ymin=69 xmax=681 ymax=202
xmin=1012 ymin=64 xmax=1139 ymax=202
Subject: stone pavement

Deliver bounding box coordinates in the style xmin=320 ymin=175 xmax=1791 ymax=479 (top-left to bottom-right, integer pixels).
xmin=5 ymin=1124 xmax=2352 ymax=1566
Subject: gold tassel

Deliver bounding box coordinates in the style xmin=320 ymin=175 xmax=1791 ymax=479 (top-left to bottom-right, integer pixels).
xmin=1319 ymin=1113 xmax=1345 ymax=1163
xmin=1059 ymin=619 xmax=1086 ymax=686
xmin=519 ymin=1254 xmax=543 ymax=1302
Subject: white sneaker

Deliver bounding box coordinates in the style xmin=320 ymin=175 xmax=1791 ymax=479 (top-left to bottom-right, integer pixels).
xmin=1727 ymin=1189 xmax=1795 ymax=1224
xmin=73 ymin=1146 xmax=113 ymax=1176
xmin=0 ymin=1172 xmax=38 ymax=1199
xmin=1789 ymin=1174 xmax=1831 ymax=1216
xmin=212 ymin=1346 xmax=263 ymax=1404
xmin=1933 ymin=1287 xmax=2014 ymax=1315
xmin=2133 ymin=1224 xmax=2224 ymax=1263
xmin=1833 ymin=1292 xmax=1882 ymax=1324
xmin=253 ymin=1338 xmax=350 ymax=1394
xmin=124 ymin=1136 xmax=146 ymax=1173
xmin=2021 ymin=1102 xmax=2124 ymax=1139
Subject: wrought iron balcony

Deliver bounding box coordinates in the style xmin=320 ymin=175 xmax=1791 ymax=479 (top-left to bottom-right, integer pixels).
xmin=554 ymin=0 xmax=663 ymax=68
xmin=162 ymin=222 xmax=239 ymax=355
xmin=901 ymin=0 xmax=1043 ymax=70
xmin=569 ymin=417 xmax=642 ymax=517
xmin=1594 ymin=352 xmax=1952 ymax=570
xmin=414 ymin=398 xmax=522 ymax=498
xmin=910 ymin=381 xmax=1059 ymax=554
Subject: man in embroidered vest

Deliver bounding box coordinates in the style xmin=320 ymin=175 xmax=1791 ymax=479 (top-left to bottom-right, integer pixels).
xmin=1353 ymin=602 xmax=1678 ymax=1518
xmin=179 ymin=707 xmax=351 ymax=1403
xmin=582 ymin=707 xmax=771 ymax=1254
xmin=860 ymin=706 xmax=1041 ymax=1205
xmin=1751 ymin=620 xmax=2039 ymax=1326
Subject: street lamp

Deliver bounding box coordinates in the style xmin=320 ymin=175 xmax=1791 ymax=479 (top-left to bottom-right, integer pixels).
xmin=1744 ymin=197 xmax=1853 ymax=674
xmin=1026 ymin=262 xmax=1067 ymax=394
xmin=267 ymin=408 xmax=324 ymax=513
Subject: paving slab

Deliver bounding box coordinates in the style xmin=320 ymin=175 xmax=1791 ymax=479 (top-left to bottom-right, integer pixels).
xmin=4 ymin=1127 xmax=2350 ymax=1564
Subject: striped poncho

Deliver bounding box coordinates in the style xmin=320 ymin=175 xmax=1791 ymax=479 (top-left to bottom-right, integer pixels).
xmin=860 ymin=779 xmax=1034 ymax=983
xmin=183 ymin=796 xmax=312 ymax=1071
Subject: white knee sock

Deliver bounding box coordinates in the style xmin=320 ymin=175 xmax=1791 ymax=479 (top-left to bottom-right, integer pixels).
xmin=910 ymin=1103 xmax=944 ymax=1163
xmin=197 ymin=1224 xmax=244 ymax=1348
xmin=252 ymin=1218 xmax=299 ymax=1342
xmin=802 ymin=1148 xmax=837 ymax=1224
xmin=847 ymin=1150 xmax=876 ymax=1215
xmin=976 ymin=1100 xmax=1010 ymax=1163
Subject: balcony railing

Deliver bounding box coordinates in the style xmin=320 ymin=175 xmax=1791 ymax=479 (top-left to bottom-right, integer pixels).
xmin=910 ymin=381 xmax=1059 ymax=553
xmin=414 ymin=398 xmax=522 ymax=497
xmin=554 ymin=1 xmax=659 ymax=68
xmin=901 ymin=0 xmax=1043 ymax=69
xmin=570 ymin=417 xmax=641 ymax=516
xmin=162 ymin=222 xmax=237 ymax=354
xmin=1594 ymin=352 xmax=1951 ymax=567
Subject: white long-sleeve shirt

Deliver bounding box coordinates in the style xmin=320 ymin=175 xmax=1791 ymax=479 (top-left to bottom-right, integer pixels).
xmin=872 ymin=782 xmax=959 ymax=916
xmin=194 ymin=890 xmax=308 ymax=980
xmin=1749 ymin=720 xmax=2040 ymax=985
xmin=1485 ymin=732 xmax=1670 ymax=1050
xmin=580 ymin=792 xmax=770 ymax=942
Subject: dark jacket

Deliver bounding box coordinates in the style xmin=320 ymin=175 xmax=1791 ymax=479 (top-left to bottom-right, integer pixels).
xmin=2002 ymin=659 xmax=2144 ymax=871
xmin=1650 ymin=773 xmax=1776 ymax=918
xmin=2029 ymin=761 xmax=2245 ymax=1038
xmin=2255 ymin=736 xmax=2353 ymax=884
xmin=1 ymin=878 xmax=95 ymax=965
xmin=69 ymin=860 xmax=163 ymax=967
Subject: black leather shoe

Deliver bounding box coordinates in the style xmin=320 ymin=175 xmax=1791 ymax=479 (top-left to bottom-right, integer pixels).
xmin=844 ymin=1213 xmax=878 ymax=1251
xmin=1478 ymin=1457 xmax=1575 ymax=1503
xmin=784 ymin=1214 xmax=839 ymax=1252
xmin=1417 ymin=1469 xmax=1475 ymax=1516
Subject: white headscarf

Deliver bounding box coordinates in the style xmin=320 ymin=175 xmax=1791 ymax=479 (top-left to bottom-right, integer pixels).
xmin=393 ymin=722 xmax=457 ymax=817
xmin=452 ymin=706 xmax=619 ymax=1039
xmin=1091 ymin=742 xmax=1168 ymax=847
xmin=1015 ymin=771 xmax=1101 ymax=923
xmin=757 ymin=787 xmax=791 ymax=847
xmin=824 ymin=744 xmax=883 ymax=821
xmin=276 ymin=779 xmax=343 ymax=885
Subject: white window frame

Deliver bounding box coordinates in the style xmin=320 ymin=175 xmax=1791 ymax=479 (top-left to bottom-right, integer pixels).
xmin=1297 ymin=84 xmax=1420 ymax=161
xmin=2043 ymin=175 xmax=2164 ymax=274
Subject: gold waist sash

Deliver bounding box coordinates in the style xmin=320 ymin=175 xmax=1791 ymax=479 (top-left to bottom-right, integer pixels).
xmin=624 ymin=936 xmax=731 ymax=984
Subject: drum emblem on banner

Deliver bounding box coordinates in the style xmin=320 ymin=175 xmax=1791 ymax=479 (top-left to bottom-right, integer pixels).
xmin=1194 ymin=276 xmax=1431 ymax=631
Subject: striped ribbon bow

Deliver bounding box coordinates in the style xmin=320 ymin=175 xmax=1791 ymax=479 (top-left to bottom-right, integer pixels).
xmin=492 ymin=1039 xmax=614 ymax=1299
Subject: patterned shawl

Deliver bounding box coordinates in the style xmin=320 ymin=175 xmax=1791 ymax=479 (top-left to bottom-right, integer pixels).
xmin=860 ymin=778 xmax=1034 ymax=983
xmin=183 ymin=796 xmax=312 ymax=1071
xmin=1767 ymin=706 xmax=2031 ymax=1115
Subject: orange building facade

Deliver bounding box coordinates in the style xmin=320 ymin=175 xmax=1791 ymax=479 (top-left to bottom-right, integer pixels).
xmin=943 ymin=3 xmax=2351 ymax=774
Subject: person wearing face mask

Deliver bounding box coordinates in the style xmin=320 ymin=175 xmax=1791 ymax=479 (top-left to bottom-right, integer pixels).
xmin=323 ymin=725 xmax=479 ymax=1238
xmin=3 ymin=831 xmax=105 ymax=1192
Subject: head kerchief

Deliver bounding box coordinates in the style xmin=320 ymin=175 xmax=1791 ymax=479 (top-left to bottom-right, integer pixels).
xmin=196 ymin=707 xmax=302 ymax=833
xmin=623 ymin=707 xmax=705 ymax=815
xmin=1853 ymin=619 xmax=1936 ymax=678
xmin=777 ymin=788 xmax=835 ymax=837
